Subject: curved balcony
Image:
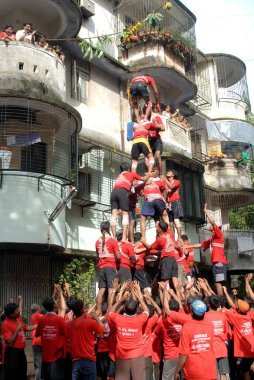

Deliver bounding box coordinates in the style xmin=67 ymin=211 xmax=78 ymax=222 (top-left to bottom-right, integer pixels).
xmin=200 ymin=54 xmax=250 ymax=119
xmin=0 ymin=42 xmax=66 ymax=102
xmin=0 ymin=0 xmax=81 ymax=39
xmin=204 ymin=159 xmax=254 ymax=208
xmin=0 ymin=171 xmax=71 ymax=251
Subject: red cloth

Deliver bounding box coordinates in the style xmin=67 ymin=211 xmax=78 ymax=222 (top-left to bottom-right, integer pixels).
xmin=224 ymin=309 xmax=254 ymax=357
xmin=133 ymin=121 xmax=156 ymax=139
xmin=68 ymin=316 xmax=104 ymax=361
xmin=179 ymin=319 xmax=217 ymax=380
xmin=155 ymin=309 xmax=186 ymax=359
xmin=205 ymin=311 xmax=229 ymax=358
xmin=201 ymin=226 xmax=227 ymax=264
xmin=151 ymin=233 xmax=176 ymax=259
xmin=118 ymin=241 xmax=135 ymax=269
xmin=113 ymin=171 xmax=141 ymax=191
xmin=178 ymin=247 xmax=191 ymax=273
xmin=168 ymin=311 xmax=192 ymax=325
xmin=108 ymin=311 xmax=148 ymax=359
xmin=107 ymin=316 xmax=117 ymax=361
xmin=31 ymin=312 xmax=43 ymax=346
xmin=1 ymin=317 xmax=27 ymax=349
xmin=142 ymin=314 xmax=158 ymax=357
xmin=130 ymin=75 xmax=156 ymax=87
xmin=149 ymin=115 xmax=163 ymax=138
xmin=36 ymin=313 xmax=66 ymax=363
xmin=134 ymin=243 xmax=147 ymax=269
xmin=143 ymin=180 xmax=165 ymax=201
xmin=166 ymin=179 xmax=181 ymax=203
xmin=95 ymin=236 xmax=119 ymax=269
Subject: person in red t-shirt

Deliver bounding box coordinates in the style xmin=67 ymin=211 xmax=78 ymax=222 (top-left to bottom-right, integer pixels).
xmin=116 ymin=229 xmax=136 ymax=284
xmin=164 ymin=170 xmax=183 ymax=242
xmin=174 ymin=299 xmax=217 ymax=380
xmin=108 ymin=283 xmax=149 ymax=380
xmin=128 ymin=179 xmax=144 ymax=244
xmin=1 ymin=302 xmax=37 ymax=380
xmin=142 ymin=221 xmax=179 ymax=294
xmin=129 ymin=74 xmax=160 ymax=122
xmin=206 ymin=295 xmax=230 ymax=380
xmin=110 ymin=162 xmax=150 ymax=241
xmin=224 ymin=299 xmax=254 ymax=379
xmin=95 ymin=221 xmax=120 ymax=313
xmin=187 ymin=204 xmax=227 ymax=296
xmin=133 ymin=232 xmax=151 ymax=294
xmin=35 ymin=297 xmax=67 ymax=380
xmin=68 ymin=299 xmax=105 ymax=380
xmin=148 ymin=105 xmax=165 ymax=174
xmin=131 ymin=116 xmax=155 ymax=174
xmin=30 ymin=303 xmax=43 ymax=380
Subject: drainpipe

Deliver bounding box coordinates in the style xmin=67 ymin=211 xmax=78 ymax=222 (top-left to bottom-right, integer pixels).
xmin=119 ymin=80 xmax=125 ymax=151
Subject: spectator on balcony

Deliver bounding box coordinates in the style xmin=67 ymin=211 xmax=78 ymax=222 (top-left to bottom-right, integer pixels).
xmin=162 ymin=105 xmax=173 ymax=119
xmin=0 ymin=25 xmax=16 ymax=41
xmin=171 ymin=108 xmax=180 ymax=123
xmin=129 ymin=74 xmax=160 ymax=122
xmin=35 ymin=35 xmax=49 ymax=50
xmin=178 ymin=115 xmax=193 ymax=131
xmin=186 ymin=204 xmax=227 ymax=296
xmin=53 ymin=45 xmax=65 ymax=62
xmin=16 ymin=22 xmax=37 ymax=44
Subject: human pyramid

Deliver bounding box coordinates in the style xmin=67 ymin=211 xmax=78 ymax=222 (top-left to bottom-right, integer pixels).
xmin=1 ymin=75 xmax=254 ymax=380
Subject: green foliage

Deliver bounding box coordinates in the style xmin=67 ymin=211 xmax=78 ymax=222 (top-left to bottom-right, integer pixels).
xmin=229 ymin=205 xmax=254 ymax=230
xmin=79 ymin=35 xmax=113 ymax=62
xmin=231 ymin=274 xmax=254 ymax=299
xmin=143 ymin=12 xmax=164 ymax=31
xmin=59 ymin=258 xmax=96 ymax=303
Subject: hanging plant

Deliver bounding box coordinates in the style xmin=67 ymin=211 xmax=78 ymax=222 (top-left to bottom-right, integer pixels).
xmin=79 ymin=35 xmax=113 ymax=62
xmin=164 ymin=1 xmax=173 ymax=10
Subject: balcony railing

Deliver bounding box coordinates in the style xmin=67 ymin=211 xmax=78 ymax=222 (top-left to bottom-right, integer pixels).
xmin=161 ymin=116 xmax=192 ymax=158
xmin=0 ymin=42 xmax=66 ymax=101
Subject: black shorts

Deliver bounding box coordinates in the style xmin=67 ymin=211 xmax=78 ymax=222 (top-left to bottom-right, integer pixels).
xmin=142 ymin=199 xmax=166 ymax=219
xmin=238 ymin=358 xmax=254 ymax=373
xmin=133 ymin=269 xmax=151 ymax=289
xmin=130 ymin=82 xmax=149 ymax=99
xmin=160 ymin=257 xmax=178 ymax=280
xmin=42 ymin=358 xmax=64 ymax=380
xmin=148 ymin=137 xmax=163 ymax=154
xmin=167 ymin=200 xmax=184 ymax=222
xmin=118 ymin=267 xmax=132 ymax=284
xmin=212 ymin=263 xmax=227 ymax=283
xmin=131 ymin=140 xmax=152 ymax=159
xmin=99 ymin=267 xmax=118 ymax=289
xmin=110 ymin=188 xmax=129 ymax=211
xmin=96 ymin=351 xmax=110 ymax=378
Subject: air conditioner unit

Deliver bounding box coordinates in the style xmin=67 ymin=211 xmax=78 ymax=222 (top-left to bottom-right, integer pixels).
xmin=79 ymin=149 xmax=104 ymax=172
xmin=79 ymin=0 xmax=95 ymax=18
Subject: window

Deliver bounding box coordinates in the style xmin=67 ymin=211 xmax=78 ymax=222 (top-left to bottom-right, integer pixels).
xmin=71 ymin=60 xmax=89 ymax=104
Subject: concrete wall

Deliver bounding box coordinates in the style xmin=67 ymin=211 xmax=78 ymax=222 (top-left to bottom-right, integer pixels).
xmin=227 ymin=236 xmax=254 ymax=271
xmin=0 ymin=42 xmax=66 ymax=102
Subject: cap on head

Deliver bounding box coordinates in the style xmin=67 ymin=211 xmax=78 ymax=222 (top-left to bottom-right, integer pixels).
xmin=191 ymin=299 xmax=207 ymax=316
xmin=237 ymin=299 xmax=250 ymax=313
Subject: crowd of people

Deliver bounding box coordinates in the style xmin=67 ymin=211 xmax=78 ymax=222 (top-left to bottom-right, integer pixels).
xmin=1 ymin=75 xmax=253 ymax=380
xmin=0 ymin=22 xmax=65 ymax=61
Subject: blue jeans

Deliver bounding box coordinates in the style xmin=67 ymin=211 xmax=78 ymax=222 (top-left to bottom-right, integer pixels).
xmin=72 ymin=359 xmax=96 ymax=380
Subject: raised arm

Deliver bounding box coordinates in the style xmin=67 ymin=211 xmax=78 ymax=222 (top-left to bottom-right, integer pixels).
xmin=144 ymin=293 xmax=162 ymax=315
xmin=204 ymin=203 xmax=216 ymax=227
xmin=222 ymin=286 xmax=235 ymax=309
xmin=245 ymin=274 xmax=254 ymax=301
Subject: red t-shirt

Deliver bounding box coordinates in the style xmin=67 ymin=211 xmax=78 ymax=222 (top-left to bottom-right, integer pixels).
xmin=150 ymin=115 xmax=163 ymax=138
xmin=151 ymin=233 xmax=176 ymax=259
xmin=143 ymin=179 xmax=165 ymax=201
xmin=166 ymin=179 xmax=181 ymax=203
xmin=134 ymin=243 xmax=147 ymax=270
xmin=178 ymin=247 xmax=191 ymax=274
xmin=95 ymin=236 xmax=119 ymax=269
xmin=68 ymin=316 xmax=104 ymax=361
xmin=113 ymin=171 xmax=141 ymax=191
xmin=205 ymin=311 xmax=229 ymax=358
xmin=142 ymin=314 xmax=158 ymax=357
xmin=108 ymin=311 xmax=149 ymax=359
xmin=36 ymin=313 xmax=66 ymax=363
xmin=31 ymin=312 xmax=43 ymax=346
xmin=224 ymin=309 xmax=254 ymax=357
xmin=130 ymin=75 xmax=156 ymax=87
xmin=1 ymin=317 xmax=27 ymax=349
xmin=107 ymin=315 xmax=117 ymax=361
xmin=202 ymin=226 xmax=227 ymax=264
xmin=118 ymin=241 xmax=136 ymax=269
xmin=133 ymin=121 xmax=156 ymax=139
xmin=155 ymin=308 xmax=186 ymax=359
xmin=179 ymin=319 xmax=217 ymax=380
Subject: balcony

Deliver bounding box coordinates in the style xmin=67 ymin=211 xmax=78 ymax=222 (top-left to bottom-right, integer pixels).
xmin=204 ymin=159 xmax=254 ymax=208
xmin=161 ymin=117 xmax=192 ymax=158
xmin=0 ymin=0 xmax=82 ymax=39
xmin=116 ymin=0 xmax=197 ymax=107
xmin=0 ymin=42 xmax=66 ymax=102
